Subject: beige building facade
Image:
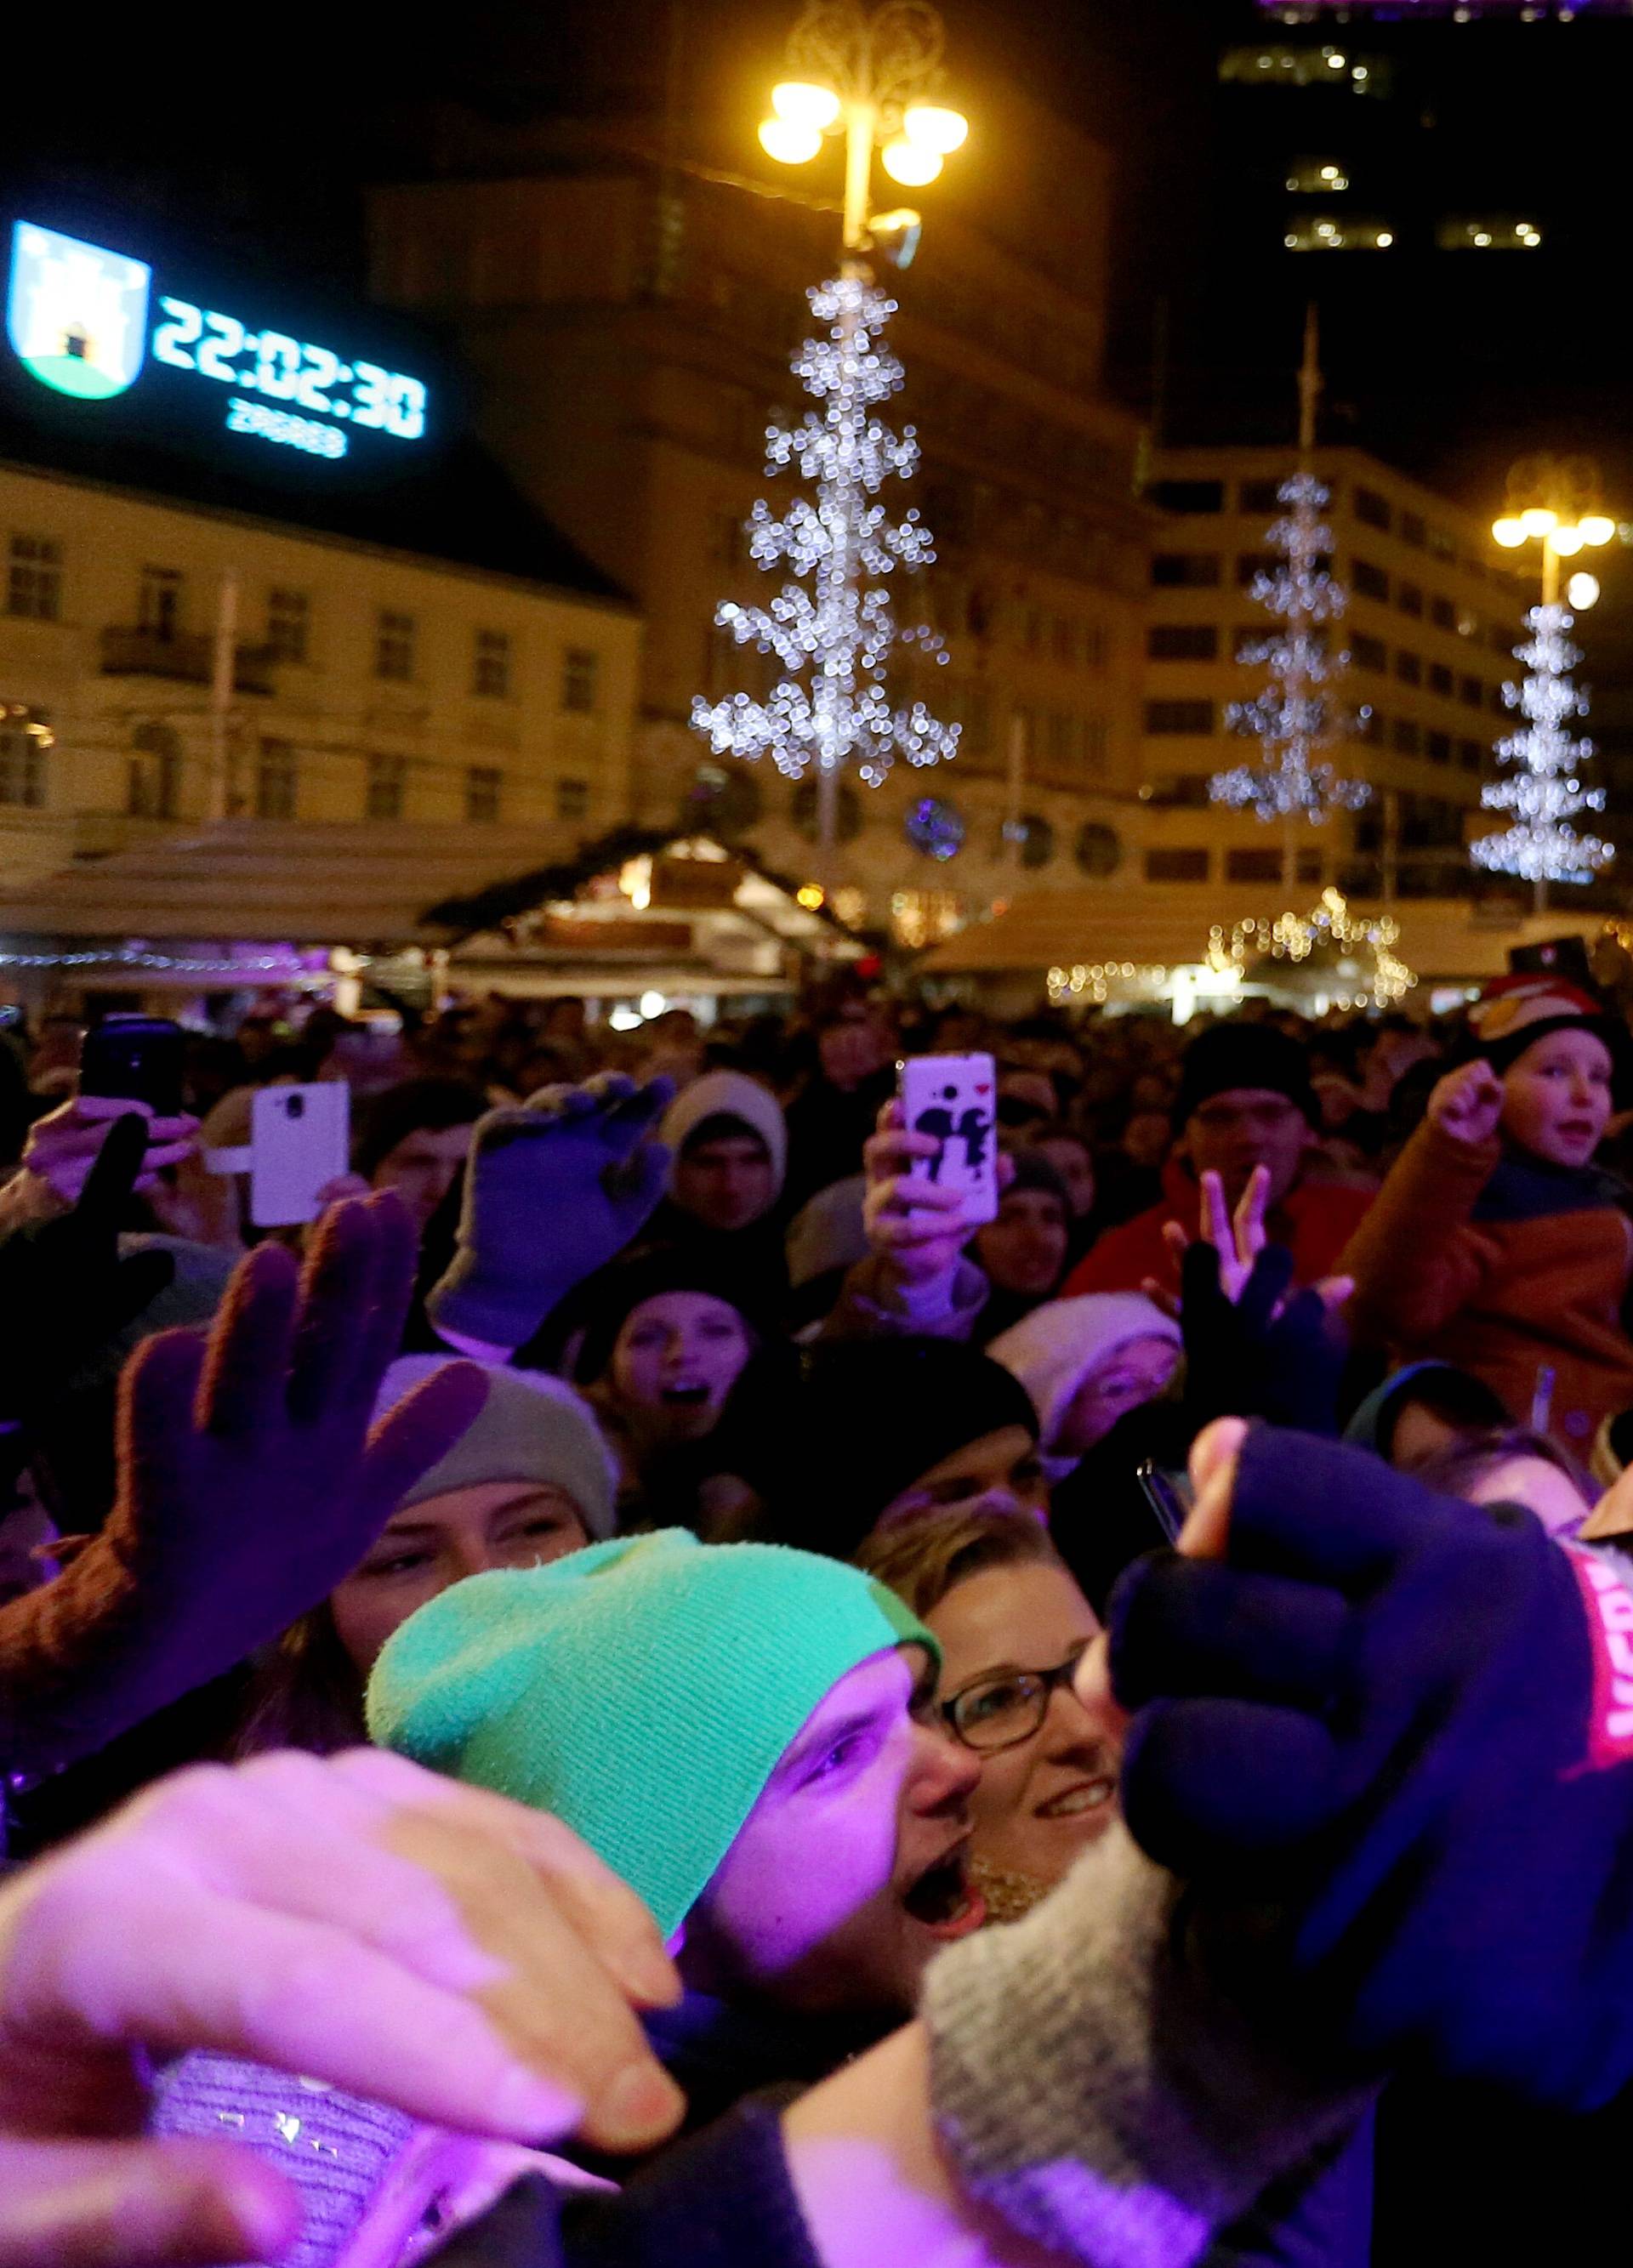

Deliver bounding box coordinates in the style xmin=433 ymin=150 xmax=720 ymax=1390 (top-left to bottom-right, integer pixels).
xmin=0 ymin=457 xmax=640 ymax=913
xmin=1138 ymin=443 xmax=1531 ymax=901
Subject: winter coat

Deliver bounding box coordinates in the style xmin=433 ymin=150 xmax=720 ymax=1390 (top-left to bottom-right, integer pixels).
xmin=1062 ymin=1157 xmax=1374 ymax=1302
xmin=1339 ymin=1116 xmax=1633 ymax=1454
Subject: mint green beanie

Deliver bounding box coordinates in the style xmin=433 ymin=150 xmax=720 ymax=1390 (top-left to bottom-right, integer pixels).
xmin=365 ymin=1530 xmax=937 ymax=1938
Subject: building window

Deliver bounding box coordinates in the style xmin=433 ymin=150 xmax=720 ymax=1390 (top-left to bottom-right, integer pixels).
xmin=7 ymin=533 xmax=62 ymax=621
xmin=0 ymin=707 xmax=50 ymax=807
xmin=1083 ymin=716 xmax=1109 ymax=774
xmin=1401 ymin=510 xmax=1426 ymax=549
xmin=1360 ymin=708 xmax=1385 ymax=745
xmin=713 ymin=512 xmax=747 ymax=567
xmin=1429 ymin=526 xmax=1457 ymax=562
xmin=1147 ymin=773 xmax=1212 ymax=808
xmin=1352 ymin=558 xmax=1389 ymax=602
xmin=561 ymin=646 xmax=599 ymax=713
xmin=266 ymin=588 xmax=309 ymax=663
xmin=1232 ymin=624 xmax=1268 ymax=661
xmin=1431 ymin=595 xmax=1457 ymax=632
xmin=1226 ymin=848 xmax=1290 ymax=884
xmin=1151 ymin=480 xmax=1224 ymax=514
xmin=1051 ymin=617 xmax=1076 ymax=665
xmin=1081 ymin=620 xmax=1107 ymax=669
xmin=555 ymin=776 xmax=590 ymax=821
xmin=472 ymin=628 xmax=512 ymax=699
xmin=1459 ymin=738 xmax=1485 ymax=772
xmin=1145 ymin=848 xmax=1209 ymax=883
xmin=1429 ymin=661 xmax=1454 ymax=697
xmin=1283 ymin=214 xmax=1394 ymax=253
xmin=1236 ymin=551 xmax=1279 ymax=587
xmin=1354 ymin=486 xmax=1391 ymax=531
xmin=1238 ymin=479 xmax=1283 ymax=514
xmin=1427 ymin=730 xmax=1453 ymax=765
xmin=255 ymin=740 xmax=298 ymax=820
xmin=1352 ymin=633 xmax=1387 ymax=673
xmin=1391 ymin=719 xmax=1422 ymax=757
xmin=1152 ymin=553 xmax=1220 ymax=588
xmin=1488 ymin=684 xmax=1509 ymax=717
xmin=139 ymin=566 xmax=183 ymax=641
xmin=375 ymin=610 xmax=415 ymax=681
xmin=465 ymin=765 xmax=502 ymax=822
xmin=1284 ymin=156 xmax=1351 ymax=194
xmin=1460 ymin=675 xmax=1484 ymax=709
xmin=1147 ymin=623 xmax=1219 ymax=661
xmin=1047 ymin=710 xmax=1075 ymax=767
xmin=1395 ymin=650 xmax=1422 ymax=686
xmin=366 ymin=753 xmax=407 ymax=821
xmin=126 ymin=721 xmax=179 ymax=819
xmin=1145 ymin=699 xmax=1215 ymax=736
xmin=1397 ymin=581 xmax=1424 ymax=618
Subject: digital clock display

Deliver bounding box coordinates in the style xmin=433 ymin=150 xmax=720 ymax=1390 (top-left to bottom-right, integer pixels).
xmin=4 ymin=219 xmax=435 ymax=469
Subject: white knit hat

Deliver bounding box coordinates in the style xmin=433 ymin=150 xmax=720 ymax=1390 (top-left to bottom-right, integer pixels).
xmin=988 ymin=1294 xmax=1181 ymax=1480
xmin=659 ymin=1070 xmax=788 ymax=1199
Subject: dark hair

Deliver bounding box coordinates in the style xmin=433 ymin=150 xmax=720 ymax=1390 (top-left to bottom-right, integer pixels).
xmin=1403 ymin=1425 xmax=1595 ymax=1512
xmin=232 ymin=1606 xmax=367 ymax=1759
xmin=351 ymin=1077 xmax=486 ymax=1179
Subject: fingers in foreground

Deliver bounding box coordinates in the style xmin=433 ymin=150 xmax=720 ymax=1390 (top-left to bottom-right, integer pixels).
xmin=0 ymin=2139 xmax=295 ymax=2268
xmin=1181 ymin=1417 xmax=1249 ymax=1560
xmin=196 ymin=1243 xmax=300 ymax=1435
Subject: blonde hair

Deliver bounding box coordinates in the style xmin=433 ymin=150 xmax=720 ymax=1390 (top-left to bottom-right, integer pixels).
xmin=858 ymin=1508 xmax=1063 ymax=1623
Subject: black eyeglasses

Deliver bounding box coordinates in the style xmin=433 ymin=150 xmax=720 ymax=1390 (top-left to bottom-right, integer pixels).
xmin=941 ymin=1643 xmax=1093 ymax=1754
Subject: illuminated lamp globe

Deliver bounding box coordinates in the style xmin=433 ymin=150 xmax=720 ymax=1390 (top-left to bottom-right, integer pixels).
xmin=881 ymin=136 xmax=943 ymax=186
xmin=1519 ymin=507 xmax=1558 ymax=537
xmin=1376 ymin=230 xmax=1394 ymax=247
xmin=903 ymin=103 xmax=969 ymax=155
xmin=1579 ymin=514 xmax=1616 ymax=546
xmin=1551 ymin=525 xmax=1585 ymax=556
xmin=1492 ymin=516 xmax=1526 ymax=547
xmin=1568 ymin=571 xmax=1601 ymax=610
xmin=760 ymin=116 xmax=824 ymax=165
xmin=771 ymin=81 xmax=841 ymax=131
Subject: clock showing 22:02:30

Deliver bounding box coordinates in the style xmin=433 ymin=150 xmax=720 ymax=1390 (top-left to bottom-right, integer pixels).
xmin=151 ymin=297 xmax=427 ymax=440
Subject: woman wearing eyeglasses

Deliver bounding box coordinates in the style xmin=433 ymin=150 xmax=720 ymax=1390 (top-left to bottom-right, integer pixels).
xmin=861 ymin=1509 xmax=1117 ymax=1923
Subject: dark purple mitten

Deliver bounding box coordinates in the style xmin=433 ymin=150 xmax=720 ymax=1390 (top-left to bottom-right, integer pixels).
xmin=0 ymin=1193 xmax=487 ymax=1775
xmin=1110 ymin=1426 xmax=1633 ymax=2109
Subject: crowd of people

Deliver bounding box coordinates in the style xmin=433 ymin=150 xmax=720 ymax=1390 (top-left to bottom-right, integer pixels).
xmin=5 ymin=963 xmax=1633 ymax=2267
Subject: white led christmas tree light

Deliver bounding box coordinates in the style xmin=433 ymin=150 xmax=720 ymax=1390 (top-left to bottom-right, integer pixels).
xmin=690 ymin=271 xmax=958 ymax=804
xmin=1471 ymin=601 xmax=1612 ymax=886
xmin=1210 ymin=467 xmax=1370 ymax=827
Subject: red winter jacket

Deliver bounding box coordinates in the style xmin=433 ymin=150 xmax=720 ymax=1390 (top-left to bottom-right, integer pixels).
xmin=1063 ymin=1157 xmax=1375 ymax=1303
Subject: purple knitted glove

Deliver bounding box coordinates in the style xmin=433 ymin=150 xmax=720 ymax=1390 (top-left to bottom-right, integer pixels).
xmin=0 ymin=1191 xmax=488 ymax=1774
xmin=427 ymin=1074 xmax=674 ymax=1349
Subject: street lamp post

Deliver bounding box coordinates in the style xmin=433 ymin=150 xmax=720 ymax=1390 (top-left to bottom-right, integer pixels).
xmin=1488 ymin=455 xmax=1616 ymax=913
xmin=752 ymin=3 xmax=968 ymax=873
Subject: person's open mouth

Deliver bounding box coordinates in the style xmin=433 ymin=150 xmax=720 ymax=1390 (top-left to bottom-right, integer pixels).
xmin=902 ymin=1837 xmax=986 ymax=1940
xmin=659 ymin=1384 xmax=713 ymax=1407
xmin=1035 ymin=1776 xmax=1117 ymax=1821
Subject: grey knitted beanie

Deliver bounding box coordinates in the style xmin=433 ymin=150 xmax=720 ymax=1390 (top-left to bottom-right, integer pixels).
xmin=373 ymin=1356 xmax=617 ymax=1538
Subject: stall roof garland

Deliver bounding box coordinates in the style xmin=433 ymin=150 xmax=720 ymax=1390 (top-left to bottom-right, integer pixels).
xmin=1207 ymin=888 xmax=1416 ymax=1007
xmin=417 ymin=824 xmax=867 ymax=943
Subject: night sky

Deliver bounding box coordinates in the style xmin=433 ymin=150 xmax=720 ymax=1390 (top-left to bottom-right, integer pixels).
xmin=7 ymin=2 xmax=1632 ymax=646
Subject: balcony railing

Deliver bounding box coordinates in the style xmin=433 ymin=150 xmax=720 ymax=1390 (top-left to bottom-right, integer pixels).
xmin=99 ymin=628 xmax=277 ymax=696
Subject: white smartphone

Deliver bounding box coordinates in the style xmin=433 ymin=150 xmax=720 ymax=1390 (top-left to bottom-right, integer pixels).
xmin=896 ymin=1051 xmax=1000 ymax=1229
xmin=250 ymin=1083 xmax=350 ymax=1227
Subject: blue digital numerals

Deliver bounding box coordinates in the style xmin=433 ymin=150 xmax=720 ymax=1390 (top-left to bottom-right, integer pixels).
xmin=151 ymin=298 xmax=427 ymax=441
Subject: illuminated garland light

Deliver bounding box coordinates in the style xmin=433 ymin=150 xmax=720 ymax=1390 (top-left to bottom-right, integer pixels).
xmin=1205 ymin=886 xmax=1415 ymax=1009
xmin=1470 ymin=602 xmax=1613 ymax=886
xmin=691 ymin=273 xmax=958 ymax=791
xmin=1211 ymin=472 xmax=1370 ymax=824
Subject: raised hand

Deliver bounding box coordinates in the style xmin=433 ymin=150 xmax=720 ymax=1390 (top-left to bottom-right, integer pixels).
xmin=862 ymin=1100 xmax=1014 ymax=1293
xmin=14 ymin=1094 xmax=198 ymax=1216
xmin=1107 ymin=1422 xmax=1633 ymax=2110
xmin=0 ymin=1113 xmax=176 ymax=1438
xmin=1427 ymin=1058 xmax=1505 ymax=1148
xmin=1158 ymin=1164 xmax=1271 ymax=1309
xmin=0 ymin=1747 xmax=682 ymax=2268
xmin=427 ymin=1074 xmax=674 ymax=1350
xmin=1 ymin=1193 xmax=487 ymax=1775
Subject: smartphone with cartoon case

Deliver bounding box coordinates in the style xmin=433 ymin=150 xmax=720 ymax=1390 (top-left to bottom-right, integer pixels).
xmin=896 ymin=1051 xmax=1000 ymax=1229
